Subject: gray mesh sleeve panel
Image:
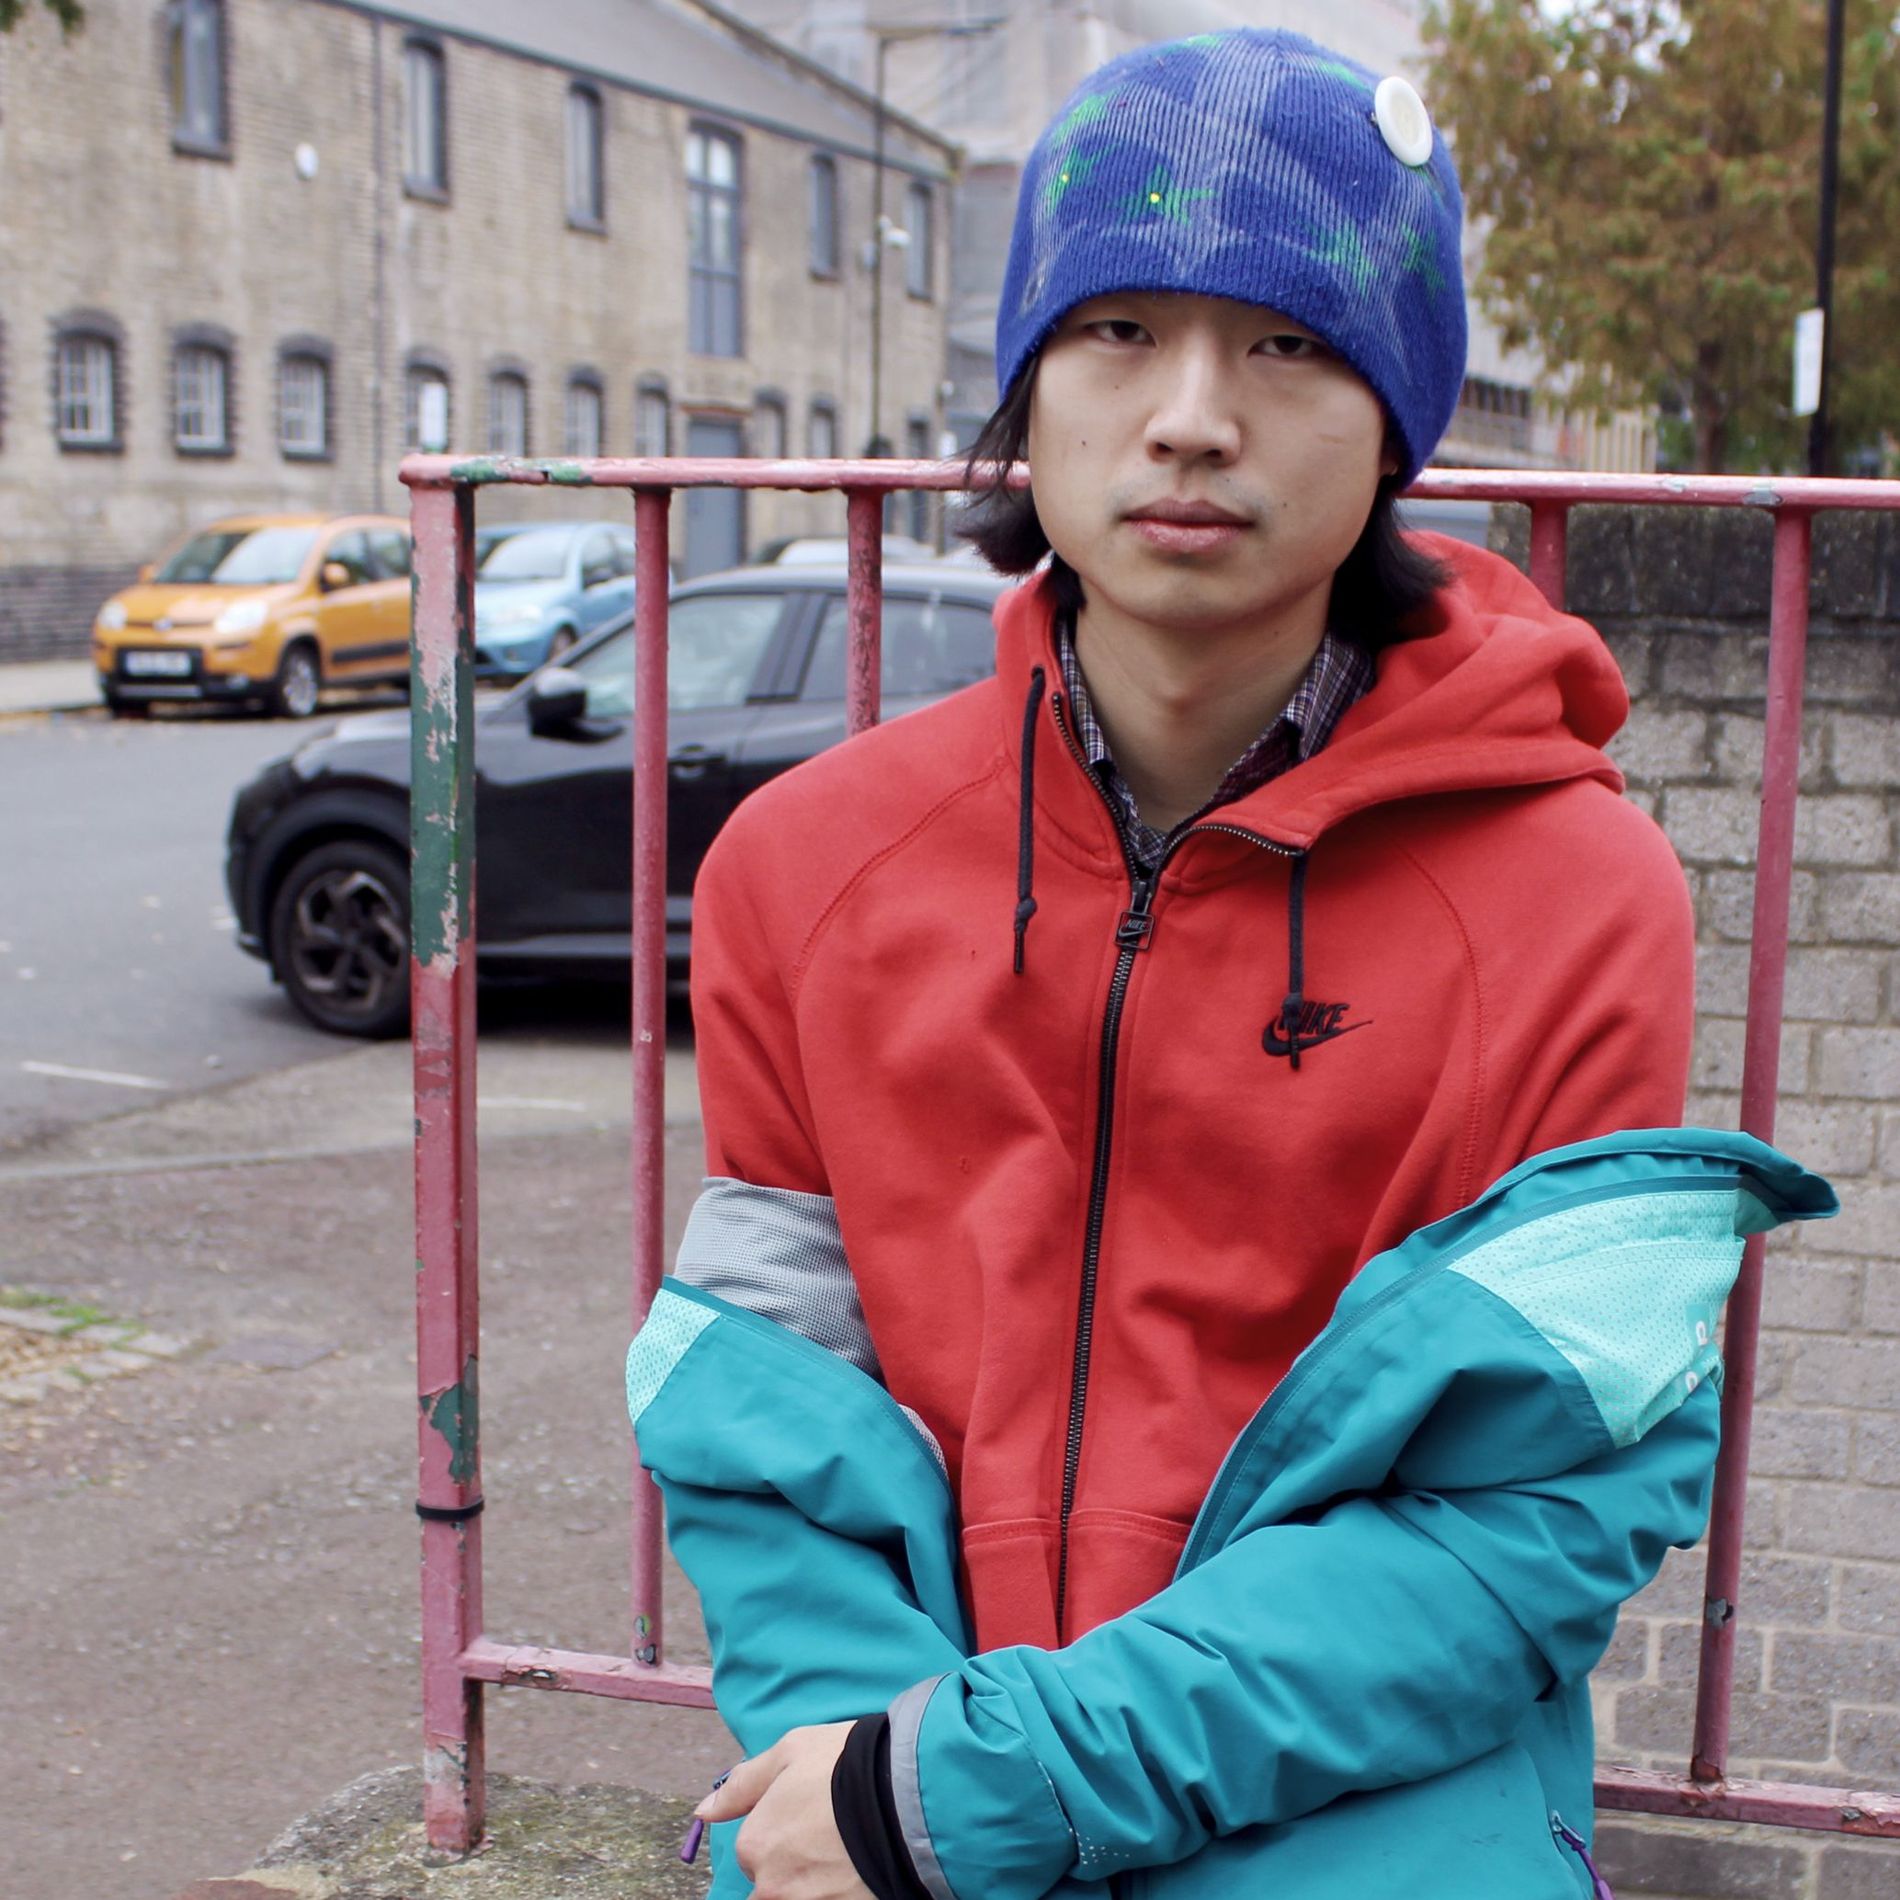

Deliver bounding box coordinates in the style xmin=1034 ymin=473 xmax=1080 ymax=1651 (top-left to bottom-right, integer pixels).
xmin=674 ymin=1176 xmax=880 ymax=1374
xmin=674 ymin=1178 xmax=948 ymax=1476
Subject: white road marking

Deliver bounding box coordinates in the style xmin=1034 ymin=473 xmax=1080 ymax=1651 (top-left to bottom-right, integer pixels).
xmin=476 ymin=1095 xmax=588 ymax=1112
xmin=21 ymin=1060 xmax=170 ymax=1090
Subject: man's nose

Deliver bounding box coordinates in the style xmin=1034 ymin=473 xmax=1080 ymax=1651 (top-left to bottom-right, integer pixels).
xmin=1143 ymin=346 xmax=1242 ymax=464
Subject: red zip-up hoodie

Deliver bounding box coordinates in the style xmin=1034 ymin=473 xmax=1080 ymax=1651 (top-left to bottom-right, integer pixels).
xmin=689 ymin=536 xmax=1695 ymax=1652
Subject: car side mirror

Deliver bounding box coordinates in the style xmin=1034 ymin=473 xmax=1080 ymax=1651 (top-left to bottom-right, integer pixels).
xmin=526 ymin=665 xmax=590 ymax=735
xmin=582 ymin=564 xmax=615 ymax=589
xmin=320 ymin=561 xmax=353 ymax=593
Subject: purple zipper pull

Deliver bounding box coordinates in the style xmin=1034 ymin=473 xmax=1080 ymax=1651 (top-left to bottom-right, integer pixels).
xmin=680 ymin=1766 xmax=736 ymax=1864
xmin=1551 ymin=1814 xmax=1615 ymax=1900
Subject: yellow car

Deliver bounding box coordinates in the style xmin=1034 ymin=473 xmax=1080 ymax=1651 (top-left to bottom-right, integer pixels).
xmin=93 ymin=513 xmax=414 ymax=719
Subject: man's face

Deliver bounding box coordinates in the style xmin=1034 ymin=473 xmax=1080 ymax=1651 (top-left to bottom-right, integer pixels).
xmin=1026 ymin=291 xmax=1396 ymax=635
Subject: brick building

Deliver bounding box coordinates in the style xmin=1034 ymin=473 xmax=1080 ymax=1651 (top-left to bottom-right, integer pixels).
xmin=0 ymin=0 xmax=957 ymax=661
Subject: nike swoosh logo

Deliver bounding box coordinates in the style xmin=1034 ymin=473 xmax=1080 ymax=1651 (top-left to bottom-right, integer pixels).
xmin=1261 ymin=1018 xmax=1371 ymax=1058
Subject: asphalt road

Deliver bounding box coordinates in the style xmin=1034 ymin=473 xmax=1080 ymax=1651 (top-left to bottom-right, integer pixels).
xmin=0 ymin=698 xmax=724 ymax=1900
xmin=0 ymin=702 xmax=364 ymax=1151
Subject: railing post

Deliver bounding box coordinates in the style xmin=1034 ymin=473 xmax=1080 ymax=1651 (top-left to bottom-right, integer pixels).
xmin=845 ymin=488 xmax=884 ymax=735
xmin=1690 ymin=506 xmax=1814 ymax=1783
xmin=1527 ymin=501 xmax=1569 ymax=608
xmin=630 ymin=486 xmax=673 ymax=1669
xmin=408 ymin=476 xmax=486 ymax=1852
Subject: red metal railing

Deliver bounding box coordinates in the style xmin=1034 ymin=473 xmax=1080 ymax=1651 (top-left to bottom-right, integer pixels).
xmin=400 ymin=454 xmax=1900 ymax=1854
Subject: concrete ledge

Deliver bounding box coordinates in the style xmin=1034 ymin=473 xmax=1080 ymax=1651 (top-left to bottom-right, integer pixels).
xmin=182 ymin=1767 xmax=712 ymax=1899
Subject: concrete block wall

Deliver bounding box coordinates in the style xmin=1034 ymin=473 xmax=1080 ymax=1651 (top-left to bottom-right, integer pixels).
xmin=1498 ymin=505 xmax=1900 ymax=1897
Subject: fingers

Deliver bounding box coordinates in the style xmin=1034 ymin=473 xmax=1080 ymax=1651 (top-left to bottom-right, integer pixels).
xmin=695 ymin=1743 xmax=777 ymax=1821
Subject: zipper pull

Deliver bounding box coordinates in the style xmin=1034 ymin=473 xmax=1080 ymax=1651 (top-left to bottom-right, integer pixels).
xmin=1115 ymin=872 xmax=1157 ymax=950
xmin=1550 ymin=1813 xmax=1616 ymax=1900
xmin=680 ymin=1766 xmax=736 ymax=1864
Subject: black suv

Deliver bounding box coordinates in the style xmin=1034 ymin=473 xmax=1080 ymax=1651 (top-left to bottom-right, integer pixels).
xmin=225 ymin=561 xmax=1010 ymax=1037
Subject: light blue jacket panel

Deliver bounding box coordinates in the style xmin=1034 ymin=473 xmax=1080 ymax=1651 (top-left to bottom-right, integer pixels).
xmin=625 ymin=1130 xmax=1835 ymax=1900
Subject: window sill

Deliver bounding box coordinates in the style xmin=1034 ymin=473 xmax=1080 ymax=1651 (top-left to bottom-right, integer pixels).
xmin=404 ymin=178 xmax=451 ymax=205
xmin=906 ymin=290 xmax=936 ymax=305
xmin=172 ymin=134 xmax=232 ymax=162
xmin=809 ymin=266 xmax=841 ymax=284
xmin=56 ymin=436 xmax=125 ymax=455
xmin=175 ymin=441 xmax=235 ymax=459
xmin=567 ymin=214 xmax=608 ymax=237
xmin=280 ymin=445 xmax=334 ymax=464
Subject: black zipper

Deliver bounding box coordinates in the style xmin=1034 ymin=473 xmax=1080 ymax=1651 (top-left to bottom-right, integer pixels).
xmin=1045 ymin=691 xmax=1301 ymax=1637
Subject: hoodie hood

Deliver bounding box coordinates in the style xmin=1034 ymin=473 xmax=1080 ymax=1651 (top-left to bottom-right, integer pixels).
xmin=995 ymin=532 xmax=1628 ymax=854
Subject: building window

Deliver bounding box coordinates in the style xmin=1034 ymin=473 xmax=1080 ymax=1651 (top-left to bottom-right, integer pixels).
xmin=567 ymin=83 xmax=604 ymax=228
xmin=753 ymin=393 xmax=787 ymax=460
xmin=406 ymin=361 xmax=451 ymax=452
xmin=168 ymin=0 xmax=226 ymax=153
xmin=55 ymin=331 xmax=118 ymax=448
xmin=686 ymin=124 xmax=743 ymax=357
xmin=404 ymin=39 xmax=448 ymax=196
xmin=173 ymin=341 xmax=230 ymax=452
xmin=808 ymin=153 xmax=839 ymax=277
xmin=279 ymin=350 xmax=330 ymax=459
xmin=486 ymin=371 xmax=529 ymax=456
xmin=808 ymin=398 xmax=837 ymax=460
xmin=905 ymin=181 xmax=934 ymax=299
xmin=634 ymin=380 xmax=670 ymax=458
xmin=906 ymin=415 xmax=932 ymax=542
xmin=564 ymin=374 xmax=603 ymax=457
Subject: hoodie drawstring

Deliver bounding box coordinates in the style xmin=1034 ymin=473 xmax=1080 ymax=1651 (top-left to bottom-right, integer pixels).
xmin=1277 ymin=853 xmax=1311 ymax=1070
xmin=1013 ymin=666 xmax=1045 ymax=974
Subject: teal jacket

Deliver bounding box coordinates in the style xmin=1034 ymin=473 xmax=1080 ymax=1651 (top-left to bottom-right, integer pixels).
xmin=626 ymin=1130 xmax=1834 ymax=1899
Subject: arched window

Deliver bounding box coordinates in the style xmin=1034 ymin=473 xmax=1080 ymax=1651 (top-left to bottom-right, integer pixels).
xmin=168 ymin=0 xmax=227 ymax=153
xmin=753 ymin=392 xmax=787 ymax=460
xmin=564 ymin=373 xmax=603 ymax=458
xmin=686 ymin=123 xmax=743 ymax=356
xmin=172 ymin=332 xmax=233 ymax=453
xmin=634 ymin=379 xmax=670 ymax=459
xmin=405 ymin=356 xmax=452 ymax=452
xmin=567 ymin=83 xmax=605 ymax=227
xmin=278 ymin=341 xmax=332 ymax=459
xmin=54 ymin=320 xmax=121 ymax=450
xmin=807 ymin=398 xmax=838 ymax=461
xmin=808 ymin=153 xmax=839 ymax=278
xmin=486 ymin=369 xmax=529 ymax=456
xmin=404 ymin=38 xmax=448 ymax=195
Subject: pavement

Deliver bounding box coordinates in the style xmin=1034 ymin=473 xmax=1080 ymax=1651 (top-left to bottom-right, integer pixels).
xmin=0 ymin=658 xmax=102 ymax=717
xmin=1 ymin=1025 xmax=736 ymax=1900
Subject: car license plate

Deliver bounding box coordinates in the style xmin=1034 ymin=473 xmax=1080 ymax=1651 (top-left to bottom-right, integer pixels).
xmin=122 ymin=650 xmax=194 ymax=678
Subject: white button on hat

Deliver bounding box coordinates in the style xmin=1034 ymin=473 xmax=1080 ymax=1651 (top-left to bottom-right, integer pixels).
xmin=1373 ymin=74 xmax=1434 ymax=167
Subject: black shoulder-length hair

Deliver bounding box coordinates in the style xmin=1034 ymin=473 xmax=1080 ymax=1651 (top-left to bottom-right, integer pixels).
xmin=957 ymin=355 xmax=1450 ymax=645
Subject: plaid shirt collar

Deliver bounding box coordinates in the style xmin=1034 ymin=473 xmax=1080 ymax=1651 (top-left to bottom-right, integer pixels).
xmin=1054 ymin=616 xmax=1373 ymax=871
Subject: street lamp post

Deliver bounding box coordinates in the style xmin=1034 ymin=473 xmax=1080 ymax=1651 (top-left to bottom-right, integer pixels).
xmin=1807 ymin=0 xmax=1846 ymax=477
xmin=864 ymin=16 xmax=1006 ymax=472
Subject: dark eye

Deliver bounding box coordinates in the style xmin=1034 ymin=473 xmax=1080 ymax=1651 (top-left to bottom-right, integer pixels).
xmin=1086 ymin=318 xmax=1151 ymax=345
xmin=1257 ymin=333 xmax=1326 ymax=359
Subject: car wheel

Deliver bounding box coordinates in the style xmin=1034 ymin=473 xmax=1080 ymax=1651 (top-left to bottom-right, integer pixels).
xmin=268 ymin=839 xmax=411 ymax=1038
xmin=103 ymin=692 xmax=150 ymax=720
xmin=546 ymin=626 xmax=577 ymax=662
xmin=268 ymin=642 xmax=323 ymax=719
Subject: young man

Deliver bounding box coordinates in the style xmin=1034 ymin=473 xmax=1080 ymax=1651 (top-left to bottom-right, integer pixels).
xmin=626 ymin=28 xmax=1833 ymax=1900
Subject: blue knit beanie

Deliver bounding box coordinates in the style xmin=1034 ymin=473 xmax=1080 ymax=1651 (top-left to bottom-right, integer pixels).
xmin=997 ymin=29 xmax=1467 ymax=485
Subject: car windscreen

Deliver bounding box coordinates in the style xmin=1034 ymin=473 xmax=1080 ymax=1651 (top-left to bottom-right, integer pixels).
xmin=563 ymin=592 xmax=784 ymax=718
xmin=802 ymin=593 xmax=996 ymax=699
xmin=477 ymin=527 xmax=573 ymax=582
xmin=154 ymin=526 xmax=319 ymax=586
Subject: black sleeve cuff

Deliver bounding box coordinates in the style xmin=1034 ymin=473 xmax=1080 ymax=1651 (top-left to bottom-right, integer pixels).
xmin=831 ymin=1713 xmax=932 ymax=1900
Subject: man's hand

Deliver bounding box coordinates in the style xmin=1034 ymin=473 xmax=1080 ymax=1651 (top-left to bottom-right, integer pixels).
xmin=695 ymin=1721 xmax=873 ymax=1900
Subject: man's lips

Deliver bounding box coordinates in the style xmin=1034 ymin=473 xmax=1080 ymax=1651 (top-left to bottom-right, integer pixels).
xmin=1123 ymin=501 xmax=1251 ymax=553
xmin=1124 ymin=500 xmax=1252 ymax=526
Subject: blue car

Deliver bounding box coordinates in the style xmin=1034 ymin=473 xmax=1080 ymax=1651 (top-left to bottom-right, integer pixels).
xmin=472 ymin=520 xmax=639 ymax=680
